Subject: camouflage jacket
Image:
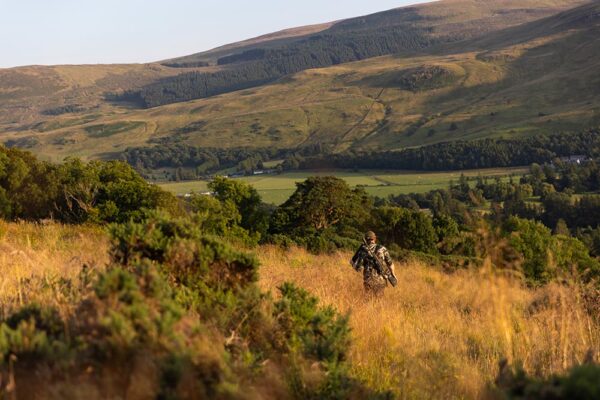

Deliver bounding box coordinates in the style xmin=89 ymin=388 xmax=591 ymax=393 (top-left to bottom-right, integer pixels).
xmin=351 ymin=243 xmax=393 ymax=275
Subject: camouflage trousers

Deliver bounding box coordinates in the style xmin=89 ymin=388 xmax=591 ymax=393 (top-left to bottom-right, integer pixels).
xmin=363 ymin=268 xmax=387 ymax=297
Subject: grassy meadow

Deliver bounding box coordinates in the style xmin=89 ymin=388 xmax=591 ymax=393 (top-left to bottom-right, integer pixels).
xmin=258 ymin=245 xmax=600 ymax=399
xmin=159 ymin=167 xmax=527 ymax=204
xmin=0 ymin=221 xmax=596 ymax=398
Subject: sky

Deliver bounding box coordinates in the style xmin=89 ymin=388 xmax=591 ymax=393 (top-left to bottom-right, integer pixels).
xmin=0 ymin=0 xmax=432 ymax=68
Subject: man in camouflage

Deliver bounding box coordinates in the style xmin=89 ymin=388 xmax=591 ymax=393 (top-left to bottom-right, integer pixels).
xmin=350 ymin=231 xmax=396 ymax=296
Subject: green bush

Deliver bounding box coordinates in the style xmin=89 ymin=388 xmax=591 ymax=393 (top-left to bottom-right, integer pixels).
xmin=209 ymin=176 xmax=270 ymax=240
xmin=496 ymin=362 xmax=600 ymax=400
xmin=373 ymin=206 xmax=439 ymax=254
xmin=503 ymin=217 xmax=600 ymax=284
xmin=0 ymin=305 xmax=71 ymax=363
xmin=109 ymin=212 xmax=258 ymax=289
xmin=275 ymin=283 xmax=350 ymax=364
xmin=188 ymin=192 xmax=260 ymax=245
xmin=0 ymin=147 xmax=181 ymax=224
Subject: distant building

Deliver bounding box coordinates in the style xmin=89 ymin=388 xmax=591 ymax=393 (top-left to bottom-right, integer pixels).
xmin=180 ymin=191 xmax=213 ymax=198
xmin=253 ymin=169 xmax=276 ymax=175
xmin=558 ymin=155 xmax=590 ymax=164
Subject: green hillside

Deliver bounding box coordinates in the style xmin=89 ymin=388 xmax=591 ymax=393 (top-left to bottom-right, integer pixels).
xmin=0 ymin=0 xmax=598 ymax=163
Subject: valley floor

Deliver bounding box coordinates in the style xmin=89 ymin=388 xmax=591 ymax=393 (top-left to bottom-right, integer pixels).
xmin=159 ymin=167 xmax=527 ymax=205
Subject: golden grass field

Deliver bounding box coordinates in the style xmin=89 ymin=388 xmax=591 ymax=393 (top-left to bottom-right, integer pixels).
xmin=258 ymin=246 xmax=600 ymax=399
xmin=0 ymin=222 xmax=597 ymax=399
xmin=0 ymin=221 xmax=108 ymax=319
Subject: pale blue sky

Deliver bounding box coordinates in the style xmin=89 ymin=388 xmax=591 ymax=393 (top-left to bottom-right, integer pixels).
xmin=0 ymin=0 xmax=432 ymax=68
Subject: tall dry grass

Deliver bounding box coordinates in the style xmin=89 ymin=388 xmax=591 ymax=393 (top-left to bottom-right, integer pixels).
xmin=258 ymin=245 xmax=600 ymax=399
xmin=0 ymin=221 xmax=109 ymax=319
xmin=0 ymin=221 xmax=597 ymax=399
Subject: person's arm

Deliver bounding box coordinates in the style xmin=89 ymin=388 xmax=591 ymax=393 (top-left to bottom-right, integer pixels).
xmin=350 ymin=247 xmax=364 ymax=271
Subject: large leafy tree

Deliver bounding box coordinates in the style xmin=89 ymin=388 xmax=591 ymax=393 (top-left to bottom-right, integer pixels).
xmin=372 ymin=206 xmax=438 ymax=254
xmin=270 ymin=176 xmax=371 ymax=235
xmin=208 ymin=176 xmax=270 ymax=239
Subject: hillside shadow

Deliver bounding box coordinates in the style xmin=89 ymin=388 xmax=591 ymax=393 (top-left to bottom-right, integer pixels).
xmin=390 ymin=11 xmax=600 ymax=142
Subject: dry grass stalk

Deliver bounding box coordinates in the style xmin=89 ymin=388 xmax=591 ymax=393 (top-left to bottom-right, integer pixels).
xmin=0 ymin=221 xmax=109 ymax=319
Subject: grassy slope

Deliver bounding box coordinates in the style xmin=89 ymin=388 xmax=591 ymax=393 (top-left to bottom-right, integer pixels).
xmin=159 ymin=167 xmax=527 ymax=204
xmin=0 ymin=0 xmax=597 ymax=162
xmin=263 ymin=245 xmax=598 ymax=398
xmin=0 ymin=221 xmax=596 ymax=398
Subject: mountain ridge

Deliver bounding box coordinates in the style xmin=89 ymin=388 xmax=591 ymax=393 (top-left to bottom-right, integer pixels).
xmin=0 ymin=0 xmax=597 ymax=163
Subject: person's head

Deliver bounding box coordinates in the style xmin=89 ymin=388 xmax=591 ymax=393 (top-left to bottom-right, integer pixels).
xmin=365 ymin=231 xmax=377 ymax=244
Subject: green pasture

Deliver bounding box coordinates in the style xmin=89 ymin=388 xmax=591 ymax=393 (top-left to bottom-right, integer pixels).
xmin=159 ymin=167 xmax=527 ymax=205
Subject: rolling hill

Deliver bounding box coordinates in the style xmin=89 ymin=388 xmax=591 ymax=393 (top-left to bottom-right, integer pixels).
xmin=0 ymin=0 xmax=598 ymax=163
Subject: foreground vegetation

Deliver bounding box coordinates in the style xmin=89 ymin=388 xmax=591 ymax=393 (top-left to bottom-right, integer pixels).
xmin=0 ymin=221 xmax=597 ymax=398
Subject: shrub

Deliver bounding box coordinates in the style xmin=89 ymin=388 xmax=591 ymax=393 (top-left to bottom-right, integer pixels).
xmin=208 ymin=176 xmax=270 ymax=240
xmin=372 ymin=206 xmax=439 ymax=254
xmin=496 ymin=362 xmax=600 ymax=400
xmin=275 ymin=283 xmax=350 ymax=364
xmin=188 ymin=192 xmax=260 ymax=245
xmin=0 ymin=147 xmax=181 ymax=224
xmin=0 ymin=305 xmax=71 ymax=363
xmin=503 ymin=217 xmax=600 ymax=284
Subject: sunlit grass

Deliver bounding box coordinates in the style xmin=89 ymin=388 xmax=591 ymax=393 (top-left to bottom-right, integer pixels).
xmin=0 ymin=221 xmax=109 ymax=319
xmin=0 ymin=222 xmax=596 ymax=398
xmin=258 ymin=245 xmax=599 ymax=399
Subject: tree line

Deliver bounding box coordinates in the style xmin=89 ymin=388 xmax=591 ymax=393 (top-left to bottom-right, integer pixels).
xmin=121 ymin=143 xmax=328 ymax=176
xmin=299 ymin=130 xmax=600 ymax=171
xmin=120 ymin=130 xmax=599 ymax=176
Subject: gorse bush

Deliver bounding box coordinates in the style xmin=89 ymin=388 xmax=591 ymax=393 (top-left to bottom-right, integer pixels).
xmin=275 ymin=283 xmax=350 ymax=364
xmin=274 ymin=283 xmax=384 ymax=400
xmin=0 ymin=213 xmax=379 ymax=398
xmin=503 ymin=217 xmax=600 ymax=285
xmin=0 ymin=305 xmax=70 ymax=364
xmin=496 ymin=361 xmax=600 ymax=400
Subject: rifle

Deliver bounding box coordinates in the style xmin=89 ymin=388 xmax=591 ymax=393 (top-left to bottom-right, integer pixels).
xmin=362 ymin=239 xmax=398 ymax=287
